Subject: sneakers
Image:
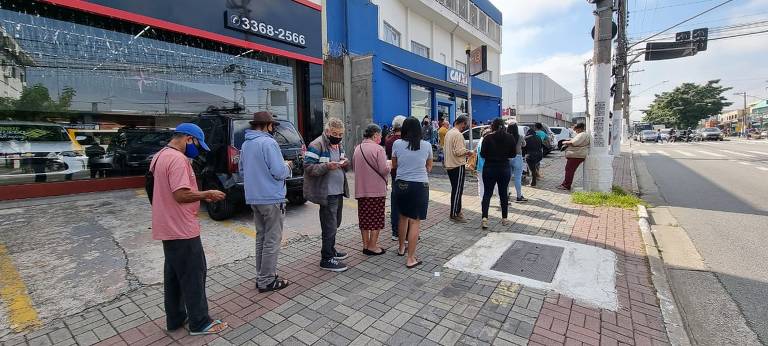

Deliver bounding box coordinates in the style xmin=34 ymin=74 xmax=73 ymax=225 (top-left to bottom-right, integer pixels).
xmin=481 ymin=218 xmax=489 ymax=229
xmin=450 ymin=215 xmax=468 ymax=223
xmin=320 ymin=258 xmax=348 ymax=272
xmin=501 ymin=218 xmax=511 ymax=226
xmin=515 ymin=196 xmax=529 ymax=203
xmin=333 ymin=251 xmax=348 ymax=260
xmin=391 ymin=235 xmax=398 ymax=241
xmin=557 ymin=185 xmax=570 ymax=190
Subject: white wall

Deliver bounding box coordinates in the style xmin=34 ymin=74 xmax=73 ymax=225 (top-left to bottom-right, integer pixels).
xmin=452 ymin=35 xmax=468 ymax=70
xmin=408 ymin=8 xmax=432 ymax=55
xmin=373 ymin=0 xmax=407 ymax=49
xmin=433 ymin=23 xmax=451 ymax=65
xmin=501 ymin=73 xmax=573 ymax=118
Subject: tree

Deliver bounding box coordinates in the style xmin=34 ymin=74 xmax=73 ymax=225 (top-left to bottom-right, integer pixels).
xmin=642 ymin=80 xmax=732 ymax=129
xmin=0 ymin=84 xmax=77 ymax=113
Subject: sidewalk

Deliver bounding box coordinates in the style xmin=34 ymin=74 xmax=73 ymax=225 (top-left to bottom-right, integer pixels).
xmin=1 ymin=152 xmax=669 ymax=346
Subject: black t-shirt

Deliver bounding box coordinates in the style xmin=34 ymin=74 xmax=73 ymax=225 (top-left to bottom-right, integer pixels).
xmin=480 ymin=131 xmax=516 ymax=164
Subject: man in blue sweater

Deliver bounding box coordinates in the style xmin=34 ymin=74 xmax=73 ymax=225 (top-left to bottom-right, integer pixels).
xmin=240 ymin=111 xmax=292 ymax=292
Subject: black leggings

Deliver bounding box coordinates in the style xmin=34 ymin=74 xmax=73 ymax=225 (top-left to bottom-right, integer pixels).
xmin=527 ymin=157 xmax=542 ymax=185
xmin=481 ymin=162 xmax=511 ymax=218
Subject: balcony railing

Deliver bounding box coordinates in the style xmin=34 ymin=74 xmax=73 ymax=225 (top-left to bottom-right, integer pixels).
xmin=435 ymin=0 xmax=501 ymax=44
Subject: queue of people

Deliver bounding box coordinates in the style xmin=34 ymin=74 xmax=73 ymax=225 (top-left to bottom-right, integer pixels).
xmin=148 ymin=112 xmax=589 ymax=336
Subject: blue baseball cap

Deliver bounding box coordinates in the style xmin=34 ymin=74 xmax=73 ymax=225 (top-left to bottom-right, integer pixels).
xmin=174 ymin=123 xmax=210 ymax=151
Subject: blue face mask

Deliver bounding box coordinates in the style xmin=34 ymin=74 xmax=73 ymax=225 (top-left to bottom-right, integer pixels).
xmin=184 ymin=141 xmax=200 ymax=159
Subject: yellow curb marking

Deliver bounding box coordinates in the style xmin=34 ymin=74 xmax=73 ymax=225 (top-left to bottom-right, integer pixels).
xmin=0 ymin=244 xmax=41 ymax=332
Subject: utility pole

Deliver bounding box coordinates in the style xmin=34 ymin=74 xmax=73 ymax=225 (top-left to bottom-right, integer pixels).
xmin=584 ymin=59 xmax=592 ymax=118
xmin=611 ymin=0 xmax=627 ymax=154
xmin=584 ymin=0 xmax=614 ymax=192
xmin=466 ymin=45 xmax=474 ymax=150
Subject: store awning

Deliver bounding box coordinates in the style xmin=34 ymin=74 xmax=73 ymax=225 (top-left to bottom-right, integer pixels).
xmin=382 ymin=63 xmax=499 ymax=98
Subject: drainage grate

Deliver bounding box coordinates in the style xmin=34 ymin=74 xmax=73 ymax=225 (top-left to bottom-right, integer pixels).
xmin=490 ymin=241 xmax=564 ymax=283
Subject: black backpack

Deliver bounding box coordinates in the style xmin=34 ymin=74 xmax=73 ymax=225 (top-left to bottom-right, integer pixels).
xmin=145 ymin=148 xmax=169 ymax=204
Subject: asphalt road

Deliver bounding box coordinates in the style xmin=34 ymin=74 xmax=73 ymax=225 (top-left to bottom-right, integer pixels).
xmin=633 ymin=138 xmax=768 ymax=344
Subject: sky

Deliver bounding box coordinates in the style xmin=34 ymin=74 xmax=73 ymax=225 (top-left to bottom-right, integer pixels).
xmin=488 ymin=0 xmax=768 ymax=121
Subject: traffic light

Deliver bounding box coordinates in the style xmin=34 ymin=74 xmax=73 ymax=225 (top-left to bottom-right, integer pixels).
xmin=645 ymin=41 xmax=697 ymax=61
xmin=692 ymin=28 xmax=708 ymax=51
xmin=675 ymin=31 xmax=691 ymax=42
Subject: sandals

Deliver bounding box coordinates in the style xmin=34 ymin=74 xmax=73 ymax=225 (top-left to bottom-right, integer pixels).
xmin=258 ymin=277 xmax=290 ymax=293
xmin=397 ymin=248 xmax=406 ymax=256
xmin=406 ymin=260 xmax=423 ymax=269
xmin=189 ymin=319 xmax=228 ymax=335
xmin=363 ymin=248 xmax=386 ymax=256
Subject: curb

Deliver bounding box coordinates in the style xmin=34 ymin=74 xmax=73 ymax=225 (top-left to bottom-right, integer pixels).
xmin=637 ymin=205 xmax=692 ymax=346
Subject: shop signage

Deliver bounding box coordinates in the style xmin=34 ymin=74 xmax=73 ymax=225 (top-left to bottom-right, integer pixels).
xmin=225 ymin=11 xmax=306 ymax=48
xmin=446 ymin=67 xmax=467 ymax=86
xmin=469 ymin=45 xmax=488 ymax=76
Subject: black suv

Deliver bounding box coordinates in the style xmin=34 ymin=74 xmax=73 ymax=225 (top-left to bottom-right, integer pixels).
xmin=192 ymin=109 xmax=306 ymax=220
xmin=111 ymin=128 xmax=174 ymax=174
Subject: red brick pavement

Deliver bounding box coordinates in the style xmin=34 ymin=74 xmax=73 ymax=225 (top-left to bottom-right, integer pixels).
xmin=529 ymin=152 xmax=669 ymax=346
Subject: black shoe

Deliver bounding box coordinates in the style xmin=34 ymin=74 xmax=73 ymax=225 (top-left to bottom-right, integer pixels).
xmin=320 ymin=258 xmax=348 ymax=272
xmin=258 ymin=277 xmax=289 ymax=293
xmin=516 ymin=197 xmax=528 ymax=203
xmin=333 ymin=251 xmax=348 ymax=260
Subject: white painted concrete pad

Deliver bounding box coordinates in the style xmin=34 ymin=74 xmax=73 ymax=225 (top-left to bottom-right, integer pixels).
xmin=444 ymin=233 xmax=618 ymax=310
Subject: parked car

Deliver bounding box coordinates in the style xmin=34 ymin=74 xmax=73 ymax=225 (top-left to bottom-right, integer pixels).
xmin=700 ymin=127 xmax=724 ymax=141
xmin=191 ymin=109 xmax=306 ymax=220
xmin=0 ymin=121 xmax=88 ymax=184
xmin=519 ymin=123 xmax=555 ymax=155
xmin=639 ymin=130 xmax=658 ymax=143
xmin=550 ymin=127 xmax=574 ymax=150
xmin=462 ymin=124 xmax=530 ymax=149
xmin=659 ymin=129 xmax=672 ymax=142
xmin=108 ymin=128 xmax=174 ymax=174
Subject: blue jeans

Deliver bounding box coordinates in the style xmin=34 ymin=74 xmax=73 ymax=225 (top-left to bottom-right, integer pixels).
xmin=509 ymin=155 xmax=524 ymax=198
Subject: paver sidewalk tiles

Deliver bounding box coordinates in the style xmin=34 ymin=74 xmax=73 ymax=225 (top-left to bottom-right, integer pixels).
xmin=0 ymin=151 xmax=669 ymax=346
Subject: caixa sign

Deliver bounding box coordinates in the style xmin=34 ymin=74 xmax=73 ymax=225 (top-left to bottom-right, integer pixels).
xmin=446 ymin=67 xmax=467 ymax=86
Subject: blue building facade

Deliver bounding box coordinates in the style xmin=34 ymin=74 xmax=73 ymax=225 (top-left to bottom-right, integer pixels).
xmin=326 ymin=0 xmax=502 ymax=127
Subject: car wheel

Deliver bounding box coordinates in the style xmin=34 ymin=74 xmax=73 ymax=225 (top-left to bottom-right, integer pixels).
xmin=287 ymin=192 xmax=307 ymax=205
xmin=203 ymin=178 xmax=236 ymax=221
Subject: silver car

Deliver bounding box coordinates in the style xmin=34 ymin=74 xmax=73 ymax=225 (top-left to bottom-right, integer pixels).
xmin=0 ymin=121 xmax=89 ymax=184
xmin=700 ymin=127 xmax=724 ymax=141
xmin=640 ymin=130 xmax=659 ymax=142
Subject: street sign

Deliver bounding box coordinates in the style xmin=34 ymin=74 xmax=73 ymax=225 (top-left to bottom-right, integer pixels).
xmin=644 ymin=41 xmax=697 ymax=61
xmin=469 ymin=45 xmax=487 ymax=77
xmin=675 ymin=31 xmax=691 ymax=42
xmin=692 ymin=27 xmax=708 ymax=51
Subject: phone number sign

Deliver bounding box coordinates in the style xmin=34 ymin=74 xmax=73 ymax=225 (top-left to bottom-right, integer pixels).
xmin=225 ymin=11 xmax=307 ymax=48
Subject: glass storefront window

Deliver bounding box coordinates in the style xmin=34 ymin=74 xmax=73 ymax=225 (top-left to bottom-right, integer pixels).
xmin=410 ymin=85 xmax=432 ymax=120
xmin=0 ymin=4 xmax=298 ymax=186
xmin=456 ymin=96 xmax=468 ymax=117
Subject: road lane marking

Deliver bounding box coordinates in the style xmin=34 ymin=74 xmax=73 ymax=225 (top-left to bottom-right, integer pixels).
xmin=756 ymin=167 xmax=768 ymax=171
xmin=637 ymin=150 xmax=648 ymax=156
xmin=696 ymin=150 xmax=725 ymax=157
xmin=0 ymin=244 xmax=41 ymax=332
xmin=719 ymin=150 xmax=753 ymax=157
xmin=674 ymin=150 xmax=695 ymax=157
xmin=737 ymin=161 xmax=752 ymax=166
xmin=655 ymin=150 xmax=670 ymax=156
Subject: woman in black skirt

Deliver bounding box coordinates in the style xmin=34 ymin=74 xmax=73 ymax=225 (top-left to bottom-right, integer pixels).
xmin=391 ymin=117 xmax=433 ymax=268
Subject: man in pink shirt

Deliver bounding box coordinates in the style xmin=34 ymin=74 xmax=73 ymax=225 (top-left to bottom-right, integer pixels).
xmin=149 ymin=123 xmax=228 ymax=335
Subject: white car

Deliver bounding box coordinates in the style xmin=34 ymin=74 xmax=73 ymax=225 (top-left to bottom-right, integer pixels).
xmin=462 ymin=125 xmax=529 ymax=149
xmin=550 ymin=127 xmax=574 ymax=150
xmin=0 ymin=121 xmax=89 ymax=185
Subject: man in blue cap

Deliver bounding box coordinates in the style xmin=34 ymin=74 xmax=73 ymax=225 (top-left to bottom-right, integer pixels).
xmin=149 ymin=123 xmax=228 ymax=335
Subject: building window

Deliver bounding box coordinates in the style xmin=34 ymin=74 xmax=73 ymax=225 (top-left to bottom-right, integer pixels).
xmin=457 ymin=0 xmax=469 ymax=20
xmin=383 ymin=21 xmax=401 ymax=47
xmin=411 ymin=41 xmax=430 ymax=59
xmin=456 ymin=61 xmax=466 ymax=73
xmin=477 ymin=70 xmax=492 ymax=83
xmin=411 ymin=84 xmax=432 ymax=120
xmin=479 ymin=12 xmax=487 ymax=33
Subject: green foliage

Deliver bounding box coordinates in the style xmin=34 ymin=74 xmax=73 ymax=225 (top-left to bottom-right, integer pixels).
xmin=572 ymin=185 xmax=647 ymax=209
xmin=642 ymin=80 xmax=732 ymax=129
xmin=0 ymin=84 xmax=77 ymax=113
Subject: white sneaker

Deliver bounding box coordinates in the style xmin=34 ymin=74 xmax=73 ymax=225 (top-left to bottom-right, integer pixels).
xmin=391 ymin=235 xmax=398 ymax=241
xmin=481 ymin=218 xmax=489 ymax=229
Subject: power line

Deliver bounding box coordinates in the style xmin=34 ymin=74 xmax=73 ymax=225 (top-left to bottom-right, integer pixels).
xmin=630 ymin=20 xmax=768 ymax=42
xmin=632 ymin=0 xmax=718 ymax=13
xmin=629 ymin=0 xmax=736 ymax=49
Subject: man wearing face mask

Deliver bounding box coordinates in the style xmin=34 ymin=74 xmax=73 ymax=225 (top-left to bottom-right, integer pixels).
xmin=149 ymin=123 xmax=228 ymax=335
xmin=304 ymin=117 xmax=351 ymax=272
xmin=240 ymin=112 xmax=292 ymax=292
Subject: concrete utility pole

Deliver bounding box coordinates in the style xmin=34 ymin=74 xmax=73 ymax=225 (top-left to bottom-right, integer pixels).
xmin=584 ymin=0 xmax=615 ymax=192
xmin=611 ymin=0 xmax=627 ymax=154
xmin=584 ymin=59 xmax=592 ymax=117
xmin=466 ymin=45 xmax=474 ymax=150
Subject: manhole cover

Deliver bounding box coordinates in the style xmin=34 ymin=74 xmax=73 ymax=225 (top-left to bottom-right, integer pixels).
xmin=490 ymin=241 xmax=564 ymax=283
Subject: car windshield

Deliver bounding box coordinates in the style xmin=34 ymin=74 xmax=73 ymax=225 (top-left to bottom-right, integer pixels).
xmin=233 ymin=120 xmax=303 ymax=149
xmin=704 ymin=128 xmax=719 ymax=132
xmin=0 ymin=124 xmax=69 ymax=142
xmin=551 ymin=128 xmax=563 ymax=134
xmin=124 ymin=132 xmax=172 ymax=144
xmin=462 ymin=126 xmax=486 ymax=140
xmin=661 ymin=129 xmax=671 ymax=134
xmin=642 ymin=130 xmax=656 ymax=135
